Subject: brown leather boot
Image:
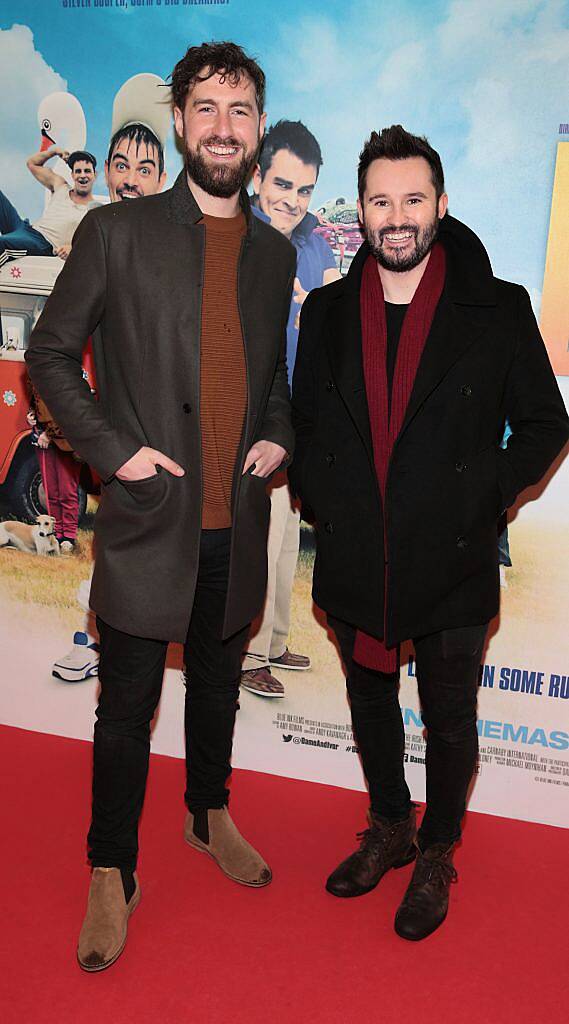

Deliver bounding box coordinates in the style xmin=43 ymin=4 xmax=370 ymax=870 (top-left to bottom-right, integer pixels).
xmin=394 ymin=841 xmax=457 ymax=940
xmin=184 ymin=807 xmax=272 ymax=887
xmin=77 ymin=867 xmax=141 ymax=971
xmin=326 ymin=806 xmax=417 ymax=897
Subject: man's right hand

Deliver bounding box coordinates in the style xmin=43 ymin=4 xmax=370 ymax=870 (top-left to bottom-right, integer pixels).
xmin=116 ymin=446 xmax=185 ymax=482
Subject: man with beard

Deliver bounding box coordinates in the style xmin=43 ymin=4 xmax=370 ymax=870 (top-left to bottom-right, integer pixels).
xmin=27 ymin=41 xmax=295 ymax=971
xmin=0 ymin=149 xmax=100 ymax=266
xmin=290 ymin=126 xmax=568 ymax=940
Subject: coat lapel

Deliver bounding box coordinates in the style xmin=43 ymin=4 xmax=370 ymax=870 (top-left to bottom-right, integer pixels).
xmin=328 ymin=288 xmax=375 ymax=463
xmin=238 ymin=231 xmax=270 ymax=422
xmin=327 ymin=249 xmax=374 ymax=463
xmin=398 ymin=212 xmax=498 ymax=439
xmin=236 ymin=214 xmax=293 ymax=457
xmin=398 ymin=296 xmax=495 ymax=440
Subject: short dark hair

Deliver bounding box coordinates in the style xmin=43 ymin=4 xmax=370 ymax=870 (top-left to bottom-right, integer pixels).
xmin=170 ymin=40 xmax=265 ymax=116
xmin=107 ymin=123 xmax=165 ymax=178
xmin=67 ymin=150 xmax=96 ymax=172
xmin=358 ymin=125 xmax=445 ymax=201
xmin=258 ymin=120 xmax=323 ymax=180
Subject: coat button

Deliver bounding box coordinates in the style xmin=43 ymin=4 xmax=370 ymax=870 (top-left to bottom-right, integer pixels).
xmin=457 ymin=535 xmax=468 ymax=549
xmin=182 ymin=403 xmax=191 ymax=414
xmin=455 ymin=461 xmax=467 ymax=473
xmin=326 ymin=380 xmax=336 ymax=392
xmin=460 ymin=384 xmax=472 ymax=397
xmin=324 ymin=521 xmax=334 ymax=534
xmin=326 ymin=453 xmax=336 ymax=466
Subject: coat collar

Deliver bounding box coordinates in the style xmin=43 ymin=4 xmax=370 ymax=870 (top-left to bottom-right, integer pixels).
xmin=342 ymin=213 xmax=497 ymax=306
xmin=167 ymin=170 xmax=256 ymax=237
xmin=437 ymin=213 xmax=496 ymax=306
xmin=327 ymin=213 xmax=497 ymax=459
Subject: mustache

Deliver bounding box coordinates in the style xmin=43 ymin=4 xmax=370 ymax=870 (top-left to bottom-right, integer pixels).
xmin=377 ymin=224 xmax=418 ymax=243
xmin=117 ymin=185 xmax=144 ymax=198
xmin=199 ymin=134 xmax=242 ymax=150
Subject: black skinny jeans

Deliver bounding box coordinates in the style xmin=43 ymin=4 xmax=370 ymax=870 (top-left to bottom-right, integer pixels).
xmin=88 ymin=528 xmax=248 ymax=873
xmin=329 ymin=617 xmax=487 ymax=848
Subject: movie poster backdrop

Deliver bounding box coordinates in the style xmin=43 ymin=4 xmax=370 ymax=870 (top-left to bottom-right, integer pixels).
xmin=0 ymin=0 xmax=567 ymax=828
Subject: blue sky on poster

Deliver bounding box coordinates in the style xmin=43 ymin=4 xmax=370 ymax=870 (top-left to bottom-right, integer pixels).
xmin=1 ymin=0 xmax=568 ymax=305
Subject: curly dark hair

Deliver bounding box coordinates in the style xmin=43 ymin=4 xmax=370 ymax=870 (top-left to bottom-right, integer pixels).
xmin=358 ymin=125 xmax=445 ymax=201
xmin=170 ymin=41 xmax=265 ymax=115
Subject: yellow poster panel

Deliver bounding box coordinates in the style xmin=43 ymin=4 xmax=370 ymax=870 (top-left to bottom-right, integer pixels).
xmin=541 ymin=142 xmax=569 ymax=376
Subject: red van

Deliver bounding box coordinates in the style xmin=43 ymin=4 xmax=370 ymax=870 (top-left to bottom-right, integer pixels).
xmin=314 ymin=196 xmax=364 ymax=275
xmin=0 ymin=255 xmax=98 ymax=521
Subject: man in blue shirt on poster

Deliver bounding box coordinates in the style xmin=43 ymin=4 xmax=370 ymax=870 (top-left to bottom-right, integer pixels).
xmin=242 ymin=120 xmax=340 ymax=696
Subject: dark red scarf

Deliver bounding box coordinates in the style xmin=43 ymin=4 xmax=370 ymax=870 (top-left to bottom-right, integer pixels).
xmin=353 ymin=243 xmax=446 ymax=672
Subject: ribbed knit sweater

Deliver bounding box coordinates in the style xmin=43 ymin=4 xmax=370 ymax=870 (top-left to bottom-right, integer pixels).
xmin=200 ymin=212 xmax=247 ymax=529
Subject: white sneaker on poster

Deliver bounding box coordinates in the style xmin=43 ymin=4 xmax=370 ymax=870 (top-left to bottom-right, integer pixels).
xmin=52 ymin=631 xmax=100 ymax=683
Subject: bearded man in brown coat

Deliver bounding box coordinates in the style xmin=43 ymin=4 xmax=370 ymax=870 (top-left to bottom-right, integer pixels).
xmin=27 ymin=42 xmax=296 ymax=971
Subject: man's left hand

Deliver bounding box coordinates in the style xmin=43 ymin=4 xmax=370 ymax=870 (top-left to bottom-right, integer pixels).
xmin=293 ymin=277 xmax=308 ymax=308
xmin=293 ymin=277 xmax=309 ymax=329
xmin=243 ymin=440 xmax=288 ymax=477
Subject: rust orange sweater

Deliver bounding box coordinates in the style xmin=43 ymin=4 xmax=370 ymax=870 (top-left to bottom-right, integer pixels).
xmin=200 ymin=211 xmax=247 ymax=529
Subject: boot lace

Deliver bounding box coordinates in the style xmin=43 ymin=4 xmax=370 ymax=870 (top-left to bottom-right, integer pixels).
xmin=427 ymin=857 xmax=457 ymax=888
xmin=356 ymin=821 xmax=399 ymax=863
xmin=411 ymin=850 xmax=457 ymax=896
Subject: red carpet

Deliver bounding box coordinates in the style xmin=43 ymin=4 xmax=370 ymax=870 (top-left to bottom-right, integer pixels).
xmin=1 ymin=724 xmax=567 ymax=1024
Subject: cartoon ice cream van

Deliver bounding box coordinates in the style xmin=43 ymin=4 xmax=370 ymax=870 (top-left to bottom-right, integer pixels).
xmin=0 ymin=256 xmax=97 ymax=520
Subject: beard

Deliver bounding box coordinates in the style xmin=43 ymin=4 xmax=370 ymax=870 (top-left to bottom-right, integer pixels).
xmin=185 ymin=135 xmax=258 ymax=199
xmin=364 ymin=213 xmax=439 ymax=272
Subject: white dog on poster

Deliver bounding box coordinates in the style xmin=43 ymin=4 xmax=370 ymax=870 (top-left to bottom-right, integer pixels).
xmin=0 ymin=516 xmax=60 ymax=556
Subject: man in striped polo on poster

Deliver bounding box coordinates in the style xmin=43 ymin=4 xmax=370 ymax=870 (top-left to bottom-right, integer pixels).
xmin=290 ymin=125 xmax=568 ymax=940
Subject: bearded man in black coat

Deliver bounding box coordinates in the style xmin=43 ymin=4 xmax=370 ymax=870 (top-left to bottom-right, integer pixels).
xmin=290 ymin=125 xmax=568 ymax=941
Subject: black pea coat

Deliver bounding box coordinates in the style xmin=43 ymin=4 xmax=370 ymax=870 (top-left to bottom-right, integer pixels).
xmin=289 ymin=214 xmax=569 ymax=646
xmin=26 ymin=172 xmax=296 ymax=641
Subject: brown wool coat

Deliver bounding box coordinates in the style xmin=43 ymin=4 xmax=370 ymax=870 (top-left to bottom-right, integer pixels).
xmin=26 ymin=172 xmax=296 ymax=640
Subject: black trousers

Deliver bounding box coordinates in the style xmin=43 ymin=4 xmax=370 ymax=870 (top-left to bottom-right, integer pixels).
xmin=329 ymin=617 xmax=488 ymax=848
xmin=88 ymin=529 xmax=249 ymax=873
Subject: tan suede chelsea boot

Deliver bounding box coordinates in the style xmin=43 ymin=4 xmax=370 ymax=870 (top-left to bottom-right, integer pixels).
xmin=77 ymin=867 xmax=141 ymax=972
xmin=184 ymin=807 xmax=272 ymax=887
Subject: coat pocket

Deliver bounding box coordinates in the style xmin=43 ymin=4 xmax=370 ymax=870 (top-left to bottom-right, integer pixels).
xmin=468 ymin=445 xmax=501 ymax=523
xmin=119 ymin=471 xmax=169 ymax=508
